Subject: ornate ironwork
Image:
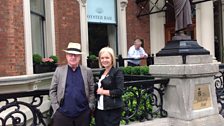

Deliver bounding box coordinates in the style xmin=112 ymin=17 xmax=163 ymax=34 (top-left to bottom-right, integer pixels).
xmin=0 ymin=74 xmax=169 ymax=125
xmin=0 ymin=89 xmax=49 ymax=126
xmin=136 ymin=0 xmax=168 ymax=17
xmin=122 ymin=75 xmax=169 ymax=124
xmin=136 ymin=0 xmax=213 ymax=17
xmin=214 ymin=69 xmax=224 ymax=116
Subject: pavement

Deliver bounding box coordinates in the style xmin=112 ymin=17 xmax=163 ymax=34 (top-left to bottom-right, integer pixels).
xmin=120 ymin=118 xmax=169 ymax=126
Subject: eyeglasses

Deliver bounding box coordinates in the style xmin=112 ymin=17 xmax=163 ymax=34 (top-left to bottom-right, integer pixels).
xmin=66 ymin=53 xmax=80 ymax=57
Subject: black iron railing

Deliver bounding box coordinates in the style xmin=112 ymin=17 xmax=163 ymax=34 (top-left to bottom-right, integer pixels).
xmin=117 ymin=54 xmax=154 ymax=67
xmin=214 ymin=64 xmax=224 ymax=116
xmin=86 ymin=54 xmax=155 ymax=68
xmin=0 ymin=74 xmax=168 ymax=125
xmin=0 ymin=89 xmax=50 ymax=126
xmin=122 ymin=75 xmax=169 ymax=124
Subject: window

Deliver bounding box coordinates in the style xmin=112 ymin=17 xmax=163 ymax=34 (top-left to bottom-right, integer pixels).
xmin=30 ymin=0 xmax=46 ymax=57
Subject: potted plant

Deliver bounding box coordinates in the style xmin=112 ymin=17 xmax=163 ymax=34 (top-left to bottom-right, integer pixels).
xmin=87 ymin=54 xmax=99 ymax=68
xmin=33 ymin=54 xmax=58 ymax=73
xmin=120 ymin=66 xmax=152 ymax=81
xmin=33 ymin=54 xmax=42 ymax=65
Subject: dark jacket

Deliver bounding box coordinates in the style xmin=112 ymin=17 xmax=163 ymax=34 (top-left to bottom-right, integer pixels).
xmin=97 ymin=67 xmax=124 ymax=110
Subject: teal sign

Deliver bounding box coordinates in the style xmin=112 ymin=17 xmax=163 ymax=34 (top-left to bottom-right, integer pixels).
xmin=87 ymin=0 xmax=116 ymax=24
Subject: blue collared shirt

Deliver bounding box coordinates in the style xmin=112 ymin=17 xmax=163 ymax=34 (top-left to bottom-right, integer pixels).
xmin=58 ymin=65 xmax=88 ymax=118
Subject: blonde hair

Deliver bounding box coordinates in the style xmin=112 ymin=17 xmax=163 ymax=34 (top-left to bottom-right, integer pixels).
xmin=98 ymin=47 xmax=116 ymax=68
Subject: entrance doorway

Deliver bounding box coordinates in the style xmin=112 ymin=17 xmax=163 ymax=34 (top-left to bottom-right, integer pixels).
xmin=88 ymin=23 xmax=117 ymax=56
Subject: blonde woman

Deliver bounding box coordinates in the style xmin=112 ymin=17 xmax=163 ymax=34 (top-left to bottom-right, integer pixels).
xmin=95 ymin=47 xmax=124 ymax=126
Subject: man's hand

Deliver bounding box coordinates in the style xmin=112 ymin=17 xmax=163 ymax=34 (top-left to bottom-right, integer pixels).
xmin=140 ymin=54 xmax=148 ymax=58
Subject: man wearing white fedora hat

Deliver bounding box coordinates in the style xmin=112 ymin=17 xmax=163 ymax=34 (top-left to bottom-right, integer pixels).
xmin=50 ymin=42 xmax=95 ymax=126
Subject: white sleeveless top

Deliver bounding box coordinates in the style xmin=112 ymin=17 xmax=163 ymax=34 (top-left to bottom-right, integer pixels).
xmin=97 ymin=75 xmax=106 ymax=110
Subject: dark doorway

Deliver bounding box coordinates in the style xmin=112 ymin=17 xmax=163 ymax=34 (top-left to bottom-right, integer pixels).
xmin=88 ymin=23 xmax=109 ymax=56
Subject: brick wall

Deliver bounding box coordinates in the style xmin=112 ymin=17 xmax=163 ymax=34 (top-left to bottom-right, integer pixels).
xmin=54 ymin=0 xmax=81 ymax=64
xmin=126 ymin=1 xmax=150 ymax=54
xmin=0 ymin=0 xmax=25 ymax=76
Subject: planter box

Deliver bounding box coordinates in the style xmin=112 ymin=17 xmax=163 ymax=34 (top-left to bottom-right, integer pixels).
xmin=33 ymin=64 xmax=57 ymax=74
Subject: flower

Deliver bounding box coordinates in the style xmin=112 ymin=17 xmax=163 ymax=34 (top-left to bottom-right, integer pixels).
xmin=42 ymin=57 xmax=54 ymax=63
xmin=33 ymin=54 xmax=58 ymax=73
xmin=42 ymin=57 xmax=54 ymax=65
xmin=33 ymin=54 xmax=58 ymax=65
xmin=41 ymin=56 xmax=58 ymax=65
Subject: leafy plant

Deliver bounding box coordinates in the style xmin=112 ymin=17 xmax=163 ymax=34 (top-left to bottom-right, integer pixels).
xmin=122 ymin=86 xmax=153 ymax=124
xmin=121 ymin=66 xmax=132 ymax=75
xmin=120 ymin=66 xmax=152 ymax=123
xmin=33 ymin=54 xmax=58 ymax=73
xmin=33 ymin=54 xmax=42 ymax=64
xmin=131 ymin=66 xmax=140 ymax=75
xmin=140 ymin=66 xmax=149 ymax=75
xmin=121 ymin=66 xmax=149 ymax=75
xmin=87 ymin=54 xmax=97 ymax=61
xmin=33 ymin=54 xmax=58 ymax=65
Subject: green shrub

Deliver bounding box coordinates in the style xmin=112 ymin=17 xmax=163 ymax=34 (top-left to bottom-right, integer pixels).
xmin=88 ymin=54 xmax=97 ymax=60
xmin=33 ymin=54 xmax=42 ymax=64
xmin=122 ymin=86 xmax=153 ymax=123
xmin=122 ymin=66 xmax=132 ymax=75
xmin=121 ymin=66 xmax=149 ymax=75
xmin=140 ymin=66 xmax=149 ymax=75
xmin=120 ymin=66 xmax=152 ymax=123
xmin=131 ymin=66 xmax=140 ymax=75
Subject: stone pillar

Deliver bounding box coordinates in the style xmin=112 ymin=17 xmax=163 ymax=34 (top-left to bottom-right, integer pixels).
xmin=45 ymin=0 xmax=56 ymax=57
xmin=149 ymin=0 xmax=165 ymax=55
xmin=150 ymin=54 xmax=224 ymax=125
xmin=117 ymin=0 xmax=128 ymax=59
xmin=77 ymin=0 xmax=88 ymax=66
xmin=23 ymin=0 xmax=33 ymax=74
xmin=196 ymin=1 xmax=215 ymax=57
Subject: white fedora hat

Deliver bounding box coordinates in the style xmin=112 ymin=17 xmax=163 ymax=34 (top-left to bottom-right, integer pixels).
xmin=63 ymin=42 xmax=82 ymax=54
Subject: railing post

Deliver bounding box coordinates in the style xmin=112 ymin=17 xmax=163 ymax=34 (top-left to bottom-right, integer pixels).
xmin=147 ymin=54 xmax=154 ymax=65
xmin=118 ymin=54 xmax=124 ymax=67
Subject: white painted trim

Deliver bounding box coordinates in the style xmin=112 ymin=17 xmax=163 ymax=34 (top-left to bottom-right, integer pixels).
xmin=117 ymin=0 xmax=128 ymax=59
xmin=78 ymin=0 xmax=89 ymax=66
xmin=45 ymin=0 xmax=56 ymax=56
xmin=150 ymin=0 xmax=165 ymax=55
xmin=23 ymin=0 xmax=56 ymax=75
xmin=23 ymin=0 xmax=33 ymax=75
xmin=196 ymin=1 xmax=215 ymax=57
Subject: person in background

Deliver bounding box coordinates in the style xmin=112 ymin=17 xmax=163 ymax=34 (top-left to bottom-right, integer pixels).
xmin=127 ymin=38 xmax=148 ymax=66
xmin=49 ymin=42 xmax=95 ymax=126
xmin=95 ymin=47 xmax=124 ymax=126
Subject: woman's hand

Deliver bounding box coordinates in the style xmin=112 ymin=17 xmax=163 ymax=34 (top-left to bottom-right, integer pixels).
xmin=97 ymin=88 xmax=110 ymax=96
